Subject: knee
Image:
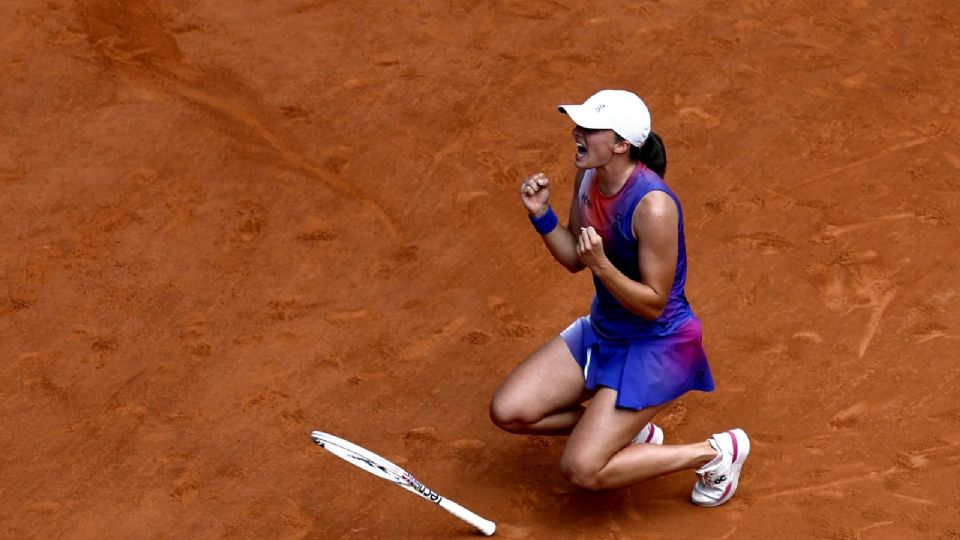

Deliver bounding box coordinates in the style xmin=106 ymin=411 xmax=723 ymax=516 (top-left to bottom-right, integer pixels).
xmin=489 ymin=395 xmax=537 ymax=433
xmin=559 ymin=454 xmax=605 ymax=491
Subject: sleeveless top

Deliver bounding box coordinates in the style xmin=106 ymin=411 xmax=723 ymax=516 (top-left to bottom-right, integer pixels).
xmin=577 ymin=162 xmax=695 ymax=339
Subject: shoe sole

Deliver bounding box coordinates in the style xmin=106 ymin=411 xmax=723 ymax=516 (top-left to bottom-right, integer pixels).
xmin=695 ymin=428 xmax=750 ymax=507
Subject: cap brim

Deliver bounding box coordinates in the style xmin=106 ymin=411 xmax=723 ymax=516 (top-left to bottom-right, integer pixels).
xmin=558 ymin=105 xmax=610 ymax=130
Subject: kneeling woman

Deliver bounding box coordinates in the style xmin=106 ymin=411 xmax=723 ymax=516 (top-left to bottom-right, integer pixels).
xmin=490 ymin=89 xmax=749 ymax=507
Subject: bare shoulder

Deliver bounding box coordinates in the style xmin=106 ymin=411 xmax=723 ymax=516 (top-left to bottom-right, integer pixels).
xmin=635 ymin=190 xmax=678 ymax=224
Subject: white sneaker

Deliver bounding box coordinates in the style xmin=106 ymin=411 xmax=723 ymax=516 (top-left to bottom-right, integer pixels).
xmin=691 ymin=429 xmax=750 ymax=507
xmin=631 ymin=422 xmax=664 ymax=445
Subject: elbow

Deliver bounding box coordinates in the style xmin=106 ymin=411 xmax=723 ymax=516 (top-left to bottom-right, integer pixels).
xmin=640 ymin=299 xmax=668 ymax=320
xmin=638 ymin=308 xmax=664 ymax=321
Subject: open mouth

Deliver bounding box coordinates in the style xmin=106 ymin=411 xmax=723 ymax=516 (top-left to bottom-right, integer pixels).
xmin=576 ymin=142 xmax=587 ymax=159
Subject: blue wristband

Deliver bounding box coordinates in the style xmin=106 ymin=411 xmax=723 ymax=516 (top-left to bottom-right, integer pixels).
xmin=529 ymin=207 xmax=559 ymax=235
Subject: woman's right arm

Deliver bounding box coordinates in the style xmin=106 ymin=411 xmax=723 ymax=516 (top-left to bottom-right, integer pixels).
xmin=520 ymin=170 xmax=586 ymax=273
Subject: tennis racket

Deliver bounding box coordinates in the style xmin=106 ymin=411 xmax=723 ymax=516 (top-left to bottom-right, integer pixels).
xmin=310 ymin=431 xmax=496 ymax=536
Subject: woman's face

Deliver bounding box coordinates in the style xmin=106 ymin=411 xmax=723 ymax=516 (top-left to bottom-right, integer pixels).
xmin=572 ymin=125 xmax=619 ymax=168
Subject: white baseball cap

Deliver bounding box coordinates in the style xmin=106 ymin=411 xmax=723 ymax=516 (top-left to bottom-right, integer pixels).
xmin=558 ymin=89 xmax=651 ymax=147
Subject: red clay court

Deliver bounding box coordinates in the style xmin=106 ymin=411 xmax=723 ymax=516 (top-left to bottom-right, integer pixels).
xmin=2 ymin=1 xmax=959 ymax=538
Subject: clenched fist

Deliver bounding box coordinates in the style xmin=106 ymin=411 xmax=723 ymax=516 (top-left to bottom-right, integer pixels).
xmin=576 ymin=226 xmax=609 ymax=272
xmin=519 ymin=172 xmax=551 ymax=216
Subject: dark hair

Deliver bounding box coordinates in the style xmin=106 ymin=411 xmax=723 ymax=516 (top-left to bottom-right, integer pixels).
xmin=616 ymin=131 xmax=667 ymax=178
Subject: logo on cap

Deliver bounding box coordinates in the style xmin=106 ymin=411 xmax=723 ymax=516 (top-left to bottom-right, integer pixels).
xmin=595 ymin=104 xmax=606 ymax=113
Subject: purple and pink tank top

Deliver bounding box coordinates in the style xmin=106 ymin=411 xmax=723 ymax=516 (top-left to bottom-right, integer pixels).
xmin=577 ymin=162 xmax=695 ymax=339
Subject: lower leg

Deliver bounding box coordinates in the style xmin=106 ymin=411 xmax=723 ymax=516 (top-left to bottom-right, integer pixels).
xmin=584 ymin=441 xmax=717 ymax=490
xmin=560 ymin=390 xmax=717 ymax=490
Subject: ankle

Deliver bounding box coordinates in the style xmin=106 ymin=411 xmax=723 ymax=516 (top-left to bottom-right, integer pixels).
xmin=692 ymin=441 xmax=719 ymax=468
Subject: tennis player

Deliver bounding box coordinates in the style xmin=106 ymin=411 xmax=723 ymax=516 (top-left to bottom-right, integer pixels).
xmin=490 ymin=90 xmax=749 ymax=506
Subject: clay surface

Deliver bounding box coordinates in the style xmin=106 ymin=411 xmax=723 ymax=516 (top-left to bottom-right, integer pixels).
xmin=2 ymin=1 xmax=959 ymax=538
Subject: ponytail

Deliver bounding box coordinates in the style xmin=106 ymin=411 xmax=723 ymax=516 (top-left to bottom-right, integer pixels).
xmin=632 ymin=131 xmax=667 ymax=178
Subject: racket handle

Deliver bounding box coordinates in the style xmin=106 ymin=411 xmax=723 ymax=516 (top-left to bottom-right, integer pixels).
xmin=439 ymin=497 xmax=496 ymax=536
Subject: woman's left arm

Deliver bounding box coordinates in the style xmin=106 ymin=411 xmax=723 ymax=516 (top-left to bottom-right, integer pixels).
xmin=577 ymin=191 xmax=679 ymax=320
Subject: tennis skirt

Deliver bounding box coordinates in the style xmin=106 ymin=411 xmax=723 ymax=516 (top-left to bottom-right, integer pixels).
xmin=560 ymin=315 xmax=715 ymax=410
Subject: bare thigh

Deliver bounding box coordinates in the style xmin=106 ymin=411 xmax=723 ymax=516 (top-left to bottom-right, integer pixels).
xmin=490 ymin=335 xmax=590 ymax=426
